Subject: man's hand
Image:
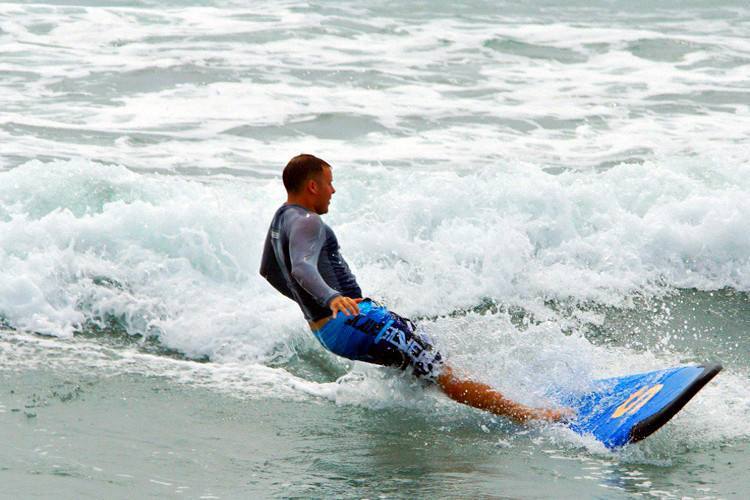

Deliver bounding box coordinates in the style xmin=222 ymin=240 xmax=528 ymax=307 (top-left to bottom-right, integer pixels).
xmin=329 ymin=296 xmax=364 ymax=318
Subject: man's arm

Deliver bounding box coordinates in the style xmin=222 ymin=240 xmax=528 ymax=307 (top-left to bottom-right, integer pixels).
xmin=288 ymin=214 xmax=342 ymax=307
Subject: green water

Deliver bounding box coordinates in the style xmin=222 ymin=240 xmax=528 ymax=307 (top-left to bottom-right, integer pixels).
xmin=2 ymin=367 xmax=747 ymax=499
xmin=1 ymin=287 xmax=748 ymax=498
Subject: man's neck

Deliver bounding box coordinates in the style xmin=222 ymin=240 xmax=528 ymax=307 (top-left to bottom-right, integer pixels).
xmin=286 ymin=196 xmax=317 ymax=213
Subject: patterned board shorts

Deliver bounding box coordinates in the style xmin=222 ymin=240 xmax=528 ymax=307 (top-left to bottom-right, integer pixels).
xmin=311 ymin=299 xmax=444 ymax=382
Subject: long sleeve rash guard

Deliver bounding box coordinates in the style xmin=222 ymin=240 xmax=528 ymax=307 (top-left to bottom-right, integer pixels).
xmin=259 ymin=204 xmax=362 ymax=321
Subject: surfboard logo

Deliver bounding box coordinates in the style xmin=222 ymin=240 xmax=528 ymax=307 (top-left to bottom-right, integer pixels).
xmin=611 ymin=384 xmax=664 ymax=418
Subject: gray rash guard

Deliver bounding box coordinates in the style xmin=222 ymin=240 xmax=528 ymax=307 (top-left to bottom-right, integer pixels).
xmin=259 ymin=204 xmax=362 ymax=321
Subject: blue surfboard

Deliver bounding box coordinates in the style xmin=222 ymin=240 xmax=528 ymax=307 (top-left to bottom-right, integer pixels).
xmin=552 ymin=364 xmax=722 ymax=449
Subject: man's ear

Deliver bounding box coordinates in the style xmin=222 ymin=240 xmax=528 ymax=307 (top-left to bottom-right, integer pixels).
xmin=306 ymin=178 xmax=319 ymax=194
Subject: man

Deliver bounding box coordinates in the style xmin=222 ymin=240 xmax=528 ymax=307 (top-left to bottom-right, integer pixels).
xmin=260 ymin=154 xmax=571 ymax=423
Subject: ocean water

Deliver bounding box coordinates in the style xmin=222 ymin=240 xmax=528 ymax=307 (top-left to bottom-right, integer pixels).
xmin=1 ymin=0 xmax=749 ymax=498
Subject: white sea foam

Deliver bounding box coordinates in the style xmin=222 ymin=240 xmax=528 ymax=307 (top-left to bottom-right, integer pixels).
xmin=2 ymin=157 xmax=749 ymax=344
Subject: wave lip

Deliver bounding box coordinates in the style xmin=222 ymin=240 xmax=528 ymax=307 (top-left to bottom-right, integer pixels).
xmin=2 ymin=157 xmax=750 ymax=348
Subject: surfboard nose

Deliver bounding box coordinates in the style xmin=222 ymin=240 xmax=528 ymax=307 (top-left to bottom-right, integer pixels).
xmin=629 ymin=363 xmax=722 ymax=444
xmin=554 ymin=363 xmax=723 ymax=448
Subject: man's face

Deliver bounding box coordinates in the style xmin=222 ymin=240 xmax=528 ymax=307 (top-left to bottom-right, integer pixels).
xmin=312 ymin=166 xmax=335 ymax=214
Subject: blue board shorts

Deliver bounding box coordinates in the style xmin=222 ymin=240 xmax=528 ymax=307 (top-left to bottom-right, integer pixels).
xmin=312 ymin=299 xmax=444 ymax=382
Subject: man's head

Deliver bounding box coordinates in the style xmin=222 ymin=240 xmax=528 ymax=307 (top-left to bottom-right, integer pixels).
xmin=283 ymin=154 xmax=335 ymax=214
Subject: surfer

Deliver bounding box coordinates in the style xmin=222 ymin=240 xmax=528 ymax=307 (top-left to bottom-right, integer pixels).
xmin=260 ymin=154 xmax=571 ymax=423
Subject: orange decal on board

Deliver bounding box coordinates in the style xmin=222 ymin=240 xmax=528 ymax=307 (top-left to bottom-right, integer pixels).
xmin=611 ymin=384 xmax=664 ymax=419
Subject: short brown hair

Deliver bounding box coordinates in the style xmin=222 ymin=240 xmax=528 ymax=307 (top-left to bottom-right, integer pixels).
xmin=282 ymin=154 xmax=330 ymax=193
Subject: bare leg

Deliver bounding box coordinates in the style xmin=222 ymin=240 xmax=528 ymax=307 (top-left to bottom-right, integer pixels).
xmin=437 ymin=366 xmax=571 ymax=424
